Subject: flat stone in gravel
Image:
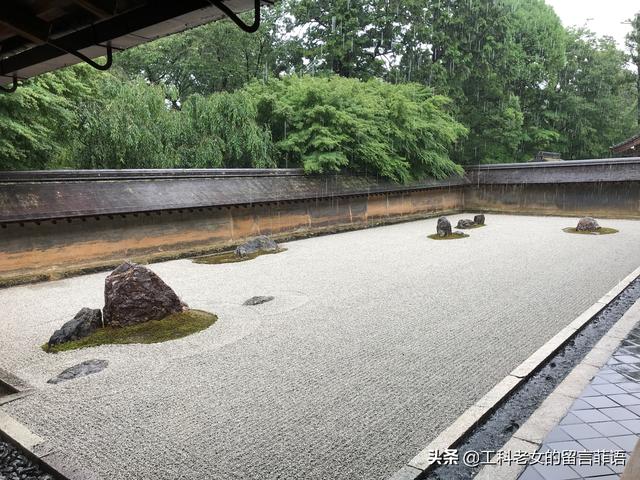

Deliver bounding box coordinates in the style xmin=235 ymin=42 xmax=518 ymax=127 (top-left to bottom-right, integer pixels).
xmin=243 ymin=296 xmax=275 ymax=306
xmin=47 ymin=360 xmax=108 ymax=385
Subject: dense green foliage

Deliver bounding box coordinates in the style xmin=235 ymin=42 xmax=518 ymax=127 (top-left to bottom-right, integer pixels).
xmin=551 ymin=30 xmax=637 ymax=159
xmin=37 ymin=73 xmax=465 ymax=180
xmin=0 ymin=0 xmax=638 ymax=177
xmin=250 ymin=77 xmax=466 ymax=180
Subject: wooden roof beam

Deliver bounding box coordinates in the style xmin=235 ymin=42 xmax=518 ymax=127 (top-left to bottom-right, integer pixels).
xmin=71 ymin=0 xmax=115 ymax=19
xmin=0 ymin=7 xmax=50 ymax=45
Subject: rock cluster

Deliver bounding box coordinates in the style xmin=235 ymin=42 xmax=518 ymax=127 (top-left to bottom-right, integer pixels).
xmin=434 ymin=215 xmax=487 ymax=237
xmin=456 ymin=214 xmax=486 ymax=229
xmin=576 ymin=217 xmax=600 ymax=232
xmin=47 ymin=262 xmax=188 ymax=346
xmin=235 ymin=235 xmax=278 ymax=257
xmin=103 ymin=262 xmax=187 ymax=327
xmin=456 ymin=219 xmax=475 ymax=229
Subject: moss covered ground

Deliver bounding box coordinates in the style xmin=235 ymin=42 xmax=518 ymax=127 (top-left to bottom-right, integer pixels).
xmin=43 ymin=309 xmax=217 ymax=353
xmin=563 ymin=227 xmax=618 ymax=235
xmin=192 ymin=248 xmax=285 ymax=265
xmin=427 ymin=232 xmax=470 ymax=240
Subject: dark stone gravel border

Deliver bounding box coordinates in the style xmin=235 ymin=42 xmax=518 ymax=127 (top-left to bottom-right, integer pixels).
xmin=0 ymin=439 xmax=56 ymax=480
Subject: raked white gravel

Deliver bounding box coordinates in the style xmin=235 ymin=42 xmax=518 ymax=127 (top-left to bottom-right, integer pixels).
xmin=2 ymin=214 xmax=640 ymax=480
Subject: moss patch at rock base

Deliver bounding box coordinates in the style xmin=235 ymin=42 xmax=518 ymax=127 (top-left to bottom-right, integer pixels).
xmin=428 ymin=232 xmax=470 ymax=240
xmin=459 ymin=223 xmax=487 ymax=230
xmin=192 ymin=248 xmax=286 ymax=265
xmin=563 ymin=227 xmax=619 ymax=235
xmin=42 ymin=309 xmax=217 ymax=353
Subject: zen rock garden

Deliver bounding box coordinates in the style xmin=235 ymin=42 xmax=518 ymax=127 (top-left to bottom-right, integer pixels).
xmin=564 ymin=217 xmax=619 ymax=235
xmin=193 ymin=235 xmax=283 ymax=265
xmin=44 ymin=261 xmax=217 ymax=361
xmin=429 ymin=214 xmax=485 ymax=240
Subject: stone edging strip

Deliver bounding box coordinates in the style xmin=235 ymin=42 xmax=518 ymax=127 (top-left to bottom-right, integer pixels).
xmin=389 ymin=265 xmax=640 ymax=480
xmin=474 ymin=290 xmax=640 ymax=479
xmin=0 ymin=408 xmax=101 ymax=480
xmin=0 ymin=408 xmax=99 ymax=480
xmin=0 ymin=371 xmax=98 ymax=480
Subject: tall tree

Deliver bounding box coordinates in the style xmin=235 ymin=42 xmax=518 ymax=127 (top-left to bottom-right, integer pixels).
xmin=626 ymin=12 xmax=640 ymax=127
xmin=281 ymin=0 xmax=412 ymax=79
xmin=397 ymin=0 xmax=523 ymax=163
xmin=249 ymin=75 xmax=467 ymax=181
xmin=547 ymin=29 xmax=636 ymax=159
xmin=504 ymin=0 xmax=566 ymax=159
xmin=116 ymin=9 xmax=282 ymax=104
xmin=74 ymin=75 xmax=177 ymax=169
xmin=0 ymin=65 xmax=98 ymax=170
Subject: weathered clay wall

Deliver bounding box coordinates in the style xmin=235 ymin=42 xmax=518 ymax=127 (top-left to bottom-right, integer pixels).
xmin=465 ymin=182 xmax=640 ymax=219
xmin=0 ymin=188 xmax=463 ymax=284
xmin=2 ymin=158 xmax=639 ymax=286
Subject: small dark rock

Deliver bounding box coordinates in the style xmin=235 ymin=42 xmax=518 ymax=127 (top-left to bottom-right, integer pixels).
xmin=243 ymin=296 xmax=275 ymax=306
xmin=456 ymin=219 xmax=476 ymax=229
xmin=436 ymin=217 xmax=452 ymax=237
xmin=48 ymin=308 xmax=102 ymax=346
xmin=47 ymin=359 xmax=108 ymax=385
xmin=103 ymin=262 xmax=187 ymax=328
xmin=235 ymin=236 xmax=278 ymax=257
xmin=474 ymin=214 xmax=485 ymax=225
xmin=576 ymin=217 xmax=600 ymax=232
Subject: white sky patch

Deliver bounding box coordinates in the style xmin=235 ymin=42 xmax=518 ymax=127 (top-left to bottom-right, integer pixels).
xmin=545 ymin=0 xmax=638 ymax=49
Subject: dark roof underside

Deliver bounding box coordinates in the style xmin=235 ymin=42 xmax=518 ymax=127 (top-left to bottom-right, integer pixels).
xmin=0 ymin=0 xmax=264 ymax=87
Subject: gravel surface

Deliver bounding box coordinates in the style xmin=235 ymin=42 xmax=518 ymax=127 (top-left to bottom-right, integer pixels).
xmin=0 ymin=439 xmax=54 ymax=480
xmin=2 ymin=214 xmax=640 ymax=480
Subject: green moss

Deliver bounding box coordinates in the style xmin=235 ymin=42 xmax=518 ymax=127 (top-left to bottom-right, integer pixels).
xmin=563 ymin=227 xmax=619 ymax=235
xmin=192 ymin=248 xmax=286 ymax=265
xmin=428 ymin=232 xmax=470 ymax=240
xmin=458 ymin=223 xmax=486 ymax=230
xmin=42 ymin=309 xmax=217 ymax=353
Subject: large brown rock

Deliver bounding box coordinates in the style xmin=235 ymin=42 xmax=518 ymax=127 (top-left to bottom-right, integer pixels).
xmin=103 ymin=262 xmax=187 ymax=327
xmin=576 ymin=217 xmax=600 ymax=232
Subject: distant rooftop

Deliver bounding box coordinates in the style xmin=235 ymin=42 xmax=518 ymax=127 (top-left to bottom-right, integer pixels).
xmin=611 ymin=132 xmax=640 ymax=156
